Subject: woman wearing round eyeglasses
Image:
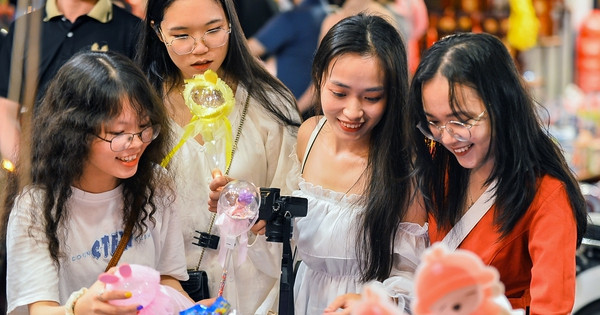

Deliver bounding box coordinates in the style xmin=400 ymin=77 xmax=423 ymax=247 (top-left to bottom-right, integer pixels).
xmin=5 ymin=51 xmax=192 ymax=314
xmin=136 ymin=0 xmax=302 ymax=313
xmin=407 ymin=33 xmax=587 ymax=314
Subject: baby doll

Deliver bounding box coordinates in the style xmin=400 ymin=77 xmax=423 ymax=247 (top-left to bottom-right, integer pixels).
xmin=412 ymin=244 xmax=522 ymax=315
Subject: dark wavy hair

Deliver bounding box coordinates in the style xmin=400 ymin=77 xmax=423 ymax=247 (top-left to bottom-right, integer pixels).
xmin=312 ymin=14 xmax=412 ymax=282
xmin=407 ymin=32 xmax=587 ymax=245
xmin=136 ymin=0 xmax=300 ymax=128
xmin=31 ymin=51 xmax=173 ymax=265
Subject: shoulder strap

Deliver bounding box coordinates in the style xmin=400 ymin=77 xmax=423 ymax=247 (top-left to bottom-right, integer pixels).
xmin=301 ymin=116 xmax=327 ymax=174
xmin=105 ymin=221 xmax=133 ymax=272
xmin=441 ymin=181 xmax=497 ymax=251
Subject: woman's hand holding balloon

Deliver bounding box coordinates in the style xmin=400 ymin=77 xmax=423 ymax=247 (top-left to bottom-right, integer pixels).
xmin=208 ymin=169 xmax=233 ymax=213
xmin=209 ymin=170 xmax=265 ymax=234
xmin=73 ymin=279 xmax=140 ymax=314
xmin=250 ymin=220 xmax=267 ymax=235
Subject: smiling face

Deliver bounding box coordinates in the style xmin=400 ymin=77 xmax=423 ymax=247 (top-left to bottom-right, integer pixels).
xmin=320 ymin=53 xmax=386 ymax=143
xmin=159 ymin=0 xmax=229 ymax=79
xmin=78 ymin=102 xmax=153 ymax=193
xmin=422 ymin=73 xmax=493 ymax=178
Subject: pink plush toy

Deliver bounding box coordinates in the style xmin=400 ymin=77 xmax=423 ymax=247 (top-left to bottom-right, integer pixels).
xmin=98 ymin=264 xmax=192 ymax=314
xmin=412 ymin=244 xmax=515 ymax=315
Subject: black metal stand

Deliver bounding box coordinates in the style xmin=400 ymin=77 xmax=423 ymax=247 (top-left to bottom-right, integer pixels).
xmin=278 ymin=218 xmax=294 ymax=315
xmin=192 ymin=230 xmax=220 ymax=250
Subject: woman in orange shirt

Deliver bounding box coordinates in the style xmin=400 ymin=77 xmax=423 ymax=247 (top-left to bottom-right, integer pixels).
xmin=406 ymin=32 xmax=588 ymax=314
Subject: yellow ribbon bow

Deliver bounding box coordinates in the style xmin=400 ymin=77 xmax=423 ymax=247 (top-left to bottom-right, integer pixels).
xmin=161 ymin=70 xmax=235 ymax=171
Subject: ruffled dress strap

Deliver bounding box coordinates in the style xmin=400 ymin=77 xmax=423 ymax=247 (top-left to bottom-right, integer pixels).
xmin=301 ymin=117 xmax=327 ymax=174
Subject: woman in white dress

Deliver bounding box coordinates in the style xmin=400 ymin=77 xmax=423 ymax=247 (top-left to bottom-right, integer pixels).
xmin=292 ymin=14 xmax=428 ymax=314
xmin=136 ymin=0 xmax=302 ymax=313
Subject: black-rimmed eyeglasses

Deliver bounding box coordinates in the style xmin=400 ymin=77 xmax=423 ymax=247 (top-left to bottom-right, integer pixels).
xmin=95 ymin=124 xmax=161 ymax=152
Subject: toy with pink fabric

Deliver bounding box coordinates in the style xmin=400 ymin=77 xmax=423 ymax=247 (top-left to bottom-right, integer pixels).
xmin=98 ymin=263 xmax=195 ymax=314
xmin=412 ymin=244 xmax=524 ymax=315
xmin=213 ymin=180 xmax=260 ymax=297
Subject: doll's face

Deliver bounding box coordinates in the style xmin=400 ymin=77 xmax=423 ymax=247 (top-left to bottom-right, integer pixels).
xmin=429 ymin=284 xmax=483 ymax=315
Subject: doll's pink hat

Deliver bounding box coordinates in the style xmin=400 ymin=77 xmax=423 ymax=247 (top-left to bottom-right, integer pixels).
xmin=412 ymin=244 xmax=498 ymax=314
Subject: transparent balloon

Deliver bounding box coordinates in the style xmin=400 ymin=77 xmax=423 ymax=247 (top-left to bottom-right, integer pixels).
xmin=216 ymin=180 xmax=260 ymax=237
xmin=160 ymin=70 xmax=235 ymax=172
xmin=214 ymin=180 xmax=261 ymax=296
xmin=190 ymin=87 xmax=226 ymax=110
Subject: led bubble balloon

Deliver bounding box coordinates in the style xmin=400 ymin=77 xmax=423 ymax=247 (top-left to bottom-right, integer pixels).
xmin=214 ymin=180 xmax=260 ymax=296
xmin=160 ymin=70 xmax=235 ymax=172
xmin=216 ymin=180 xmax=260 ymax=236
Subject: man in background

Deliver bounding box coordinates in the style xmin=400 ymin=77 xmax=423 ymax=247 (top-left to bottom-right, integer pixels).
xmin=0 ymin=1 xmax=140 ymax=311
xmin=0 ymin=0 xmax=141 ymax=164
xmin=248 ymin=0 xmax=328 ymax=106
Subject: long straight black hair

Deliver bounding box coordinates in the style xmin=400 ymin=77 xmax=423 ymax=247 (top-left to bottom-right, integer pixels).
xmin=407 ymin=33 xmax=587 ymax=245
xmin=136 ymin=0 xmax=301 ymax=129
xmin=313 ymin=14 xmax=412 ymax=282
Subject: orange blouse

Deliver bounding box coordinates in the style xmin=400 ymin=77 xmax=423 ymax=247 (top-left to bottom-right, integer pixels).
xmin=429 ymin=175 xmax=577 ymax=315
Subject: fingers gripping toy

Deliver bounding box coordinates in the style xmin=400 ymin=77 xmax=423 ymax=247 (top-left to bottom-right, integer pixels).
xmin=350 ymin=282 xmax=404 ymax=315
xmin=412 ymin=244 xmax=514 ymax=315
xmin=99 ymin=264 xmax=193 ymax=314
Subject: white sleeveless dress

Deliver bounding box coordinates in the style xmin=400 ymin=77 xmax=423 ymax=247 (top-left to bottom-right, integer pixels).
xmin=292 ymin=117 xmax=429 ymax=314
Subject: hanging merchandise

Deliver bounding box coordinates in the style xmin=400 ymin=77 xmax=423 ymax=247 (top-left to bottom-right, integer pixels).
xmin=507 ymin=0 xmax=540 ymax=50
xmin=576 ymin=8 xmax=600 ymax=93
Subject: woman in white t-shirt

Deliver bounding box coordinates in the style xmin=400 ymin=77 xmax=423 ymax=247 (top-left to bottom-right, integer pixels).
xmin=5 ymin=51 xmax=190 ymax=315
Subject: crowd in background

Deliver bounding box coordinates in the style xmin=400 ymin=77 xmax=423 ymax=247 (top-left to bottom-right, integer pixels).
xmin=0 ymin=0 xmax=593 ymax=315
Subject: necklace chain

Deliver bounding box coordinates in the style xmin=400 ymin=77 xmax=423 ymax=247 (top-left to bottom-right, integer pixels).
xmin=195 ymin=92 xmax=250 ymax=271
xmin=467 ymin=195 xmax=475 ymax=209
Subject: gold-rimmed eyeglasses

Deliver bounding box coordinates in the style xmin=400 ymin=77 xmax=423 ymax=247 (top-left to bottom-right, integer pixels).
xmin=159 ymin=25 xmax=231 ymax=55
xmin=416 ymin=110 xmax=486 ymax=142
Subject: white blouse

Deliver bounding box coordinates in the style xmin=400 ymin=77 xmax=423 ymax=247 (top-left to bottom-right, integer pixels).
xmin=168 ymin=84 xmax=300 ymax=315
